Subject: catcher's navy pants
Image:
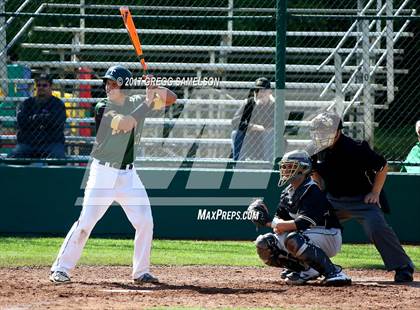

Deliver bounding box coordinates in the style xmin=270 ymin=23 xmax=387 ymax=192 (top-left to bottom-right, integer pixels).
xmin=327 ymin=194 xmax=414 ymax=271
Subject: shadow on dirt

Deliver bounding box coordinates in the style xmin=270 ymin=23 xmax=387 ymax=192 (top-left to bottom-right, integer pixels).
xmin=107 ymin=281 xmax=288 ymax=295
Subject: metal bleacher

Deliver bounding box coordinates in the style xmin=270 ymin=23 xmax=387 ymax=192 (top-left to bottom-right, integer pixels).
xmin=0 ymin=1 xmax=415 ymax=163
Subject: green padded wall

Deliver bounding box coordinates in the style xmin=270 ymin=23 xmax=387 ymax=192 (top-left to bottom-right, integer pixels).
xmin=0 ymin=165 xmax=419 ymax=243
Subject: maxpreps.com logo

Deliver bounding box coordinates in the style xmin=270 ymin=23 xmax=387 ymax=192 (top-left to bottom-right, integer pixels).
xmin=197 ymin=209 xmax=259 ymax=221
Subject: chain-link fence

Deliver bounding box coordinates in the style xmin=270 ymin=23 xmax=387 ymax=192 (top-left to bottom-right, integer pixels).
xmin=0 ymin=0 xmax=418 ymax=171
xmin=286 ymin=0 xmax=419 ymax=173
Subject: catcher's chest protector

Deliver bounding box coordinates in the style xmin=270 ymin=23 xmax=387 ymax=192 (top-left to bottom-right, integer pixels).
xmin=279 ymin=179 xmax=317 ymax=215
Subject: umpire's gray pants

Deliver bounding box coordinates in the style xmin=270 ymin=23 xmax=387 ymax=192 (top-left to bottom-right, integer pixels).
xmin=327 ymin=194 xmax=413 ymax=271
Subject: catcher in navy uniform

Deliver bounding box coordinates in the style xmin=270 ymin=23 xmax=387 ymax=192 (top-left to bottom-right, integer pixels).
xmin=248 ymin=150 xmax=351 ymax=285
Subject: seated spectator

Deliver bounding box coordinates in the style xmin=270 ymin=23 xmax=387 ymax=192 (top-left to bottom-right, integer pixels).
xmin=8 ymin=73 xmax=66 ymax=159
xmin=231 ymin=77 xmax=274 ymax=161
xmin=401 ymin=120 xmax=420 ymax=173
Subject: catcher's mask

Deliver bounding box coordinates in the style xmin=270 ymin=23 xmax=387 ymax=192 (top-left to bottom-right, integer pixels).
xmin=278 ymin=150 xmax=312 ymax=187
xmin=309 ymin=112 xmax=343 ymax=151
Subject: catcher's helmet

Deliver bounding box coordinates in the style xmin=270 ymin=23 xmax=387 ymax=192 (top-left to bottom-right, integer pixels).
xmin=309 ymin=112 xmax=343 ymax=150
xmin=278 ymin=150 xmax=312 ymax=186
xmin=101 ymin=65 xmax=132 ymax=88
xmin=255 ymin=77 xmax=271 ymax=89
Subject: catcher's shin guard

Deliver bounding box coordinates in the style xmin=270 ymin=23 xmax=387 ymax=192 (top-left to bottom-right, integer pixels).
xmin=282 ymin=257 xmax=307 ymax=273
xmin=255 ymin=233 xmax=305 ymax=272
xmin=284 ymin=232 xmax=336 ymax=276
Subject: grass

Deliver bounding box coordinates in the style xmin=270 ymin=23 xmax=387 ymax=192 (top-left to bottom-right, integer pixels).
xmin=0 ymin=237 xmax=419 ymax=269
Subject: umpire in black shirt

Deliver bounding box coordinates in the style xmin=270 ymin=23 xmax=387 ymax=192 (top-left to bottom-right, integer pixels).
xmin=309 ymin=111 xmax=414 ymax=283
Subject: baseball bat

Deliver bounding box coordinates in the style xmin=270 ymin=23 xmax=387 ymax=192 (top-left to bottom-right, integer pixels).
xmin=120 ymin=6 xmax=177 ymax=109
xmin=120 ymin=6 xmax=147 ymax=74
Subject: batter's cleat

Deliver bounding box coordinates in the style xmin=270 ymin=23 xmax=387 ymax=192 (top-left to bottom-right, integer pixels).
xmin=394 ymin=265 xmax=414 ymax=283
xmin=322 ymin=266 xmax=352 ymax=286
xmin=280 ymin=269 xmax=294 ymax=279
xmin=134 ymin=273 xmax=159 ymax=284
xmin=285 ymin=267 xmax=320 ymax=285
xmin=49 ymin=271 xmax=71 ymax=283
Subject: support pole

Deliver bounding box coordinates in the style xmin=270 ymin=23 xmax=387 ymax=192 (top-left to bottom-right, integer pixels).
xmin=227 ymin=0 xmax=233 ymax=47
xmin=334 ymin=52 xmax=344 ymax=116
xmin=376 ymin=0 xmax=382 ymax=36
xmin=386 ymin=0 xmax=394 ymax=104
xmin=362 ymin=9 xmax=374 ymax=145
xmin=0 ymin=0 xmax=7 ymax=98
xmin=80 ymin=0 xmax=85 ymax=45
xmin=274 ymin=0 xmax=286 ymax=161
xmin=353 ymin=0 xmax=364 ymax=140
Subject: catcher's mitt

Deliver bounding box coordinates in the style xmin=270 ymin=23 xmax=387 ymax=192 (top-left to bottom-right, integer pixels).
xmin=247 ymin=199 xmax=271 ymax=228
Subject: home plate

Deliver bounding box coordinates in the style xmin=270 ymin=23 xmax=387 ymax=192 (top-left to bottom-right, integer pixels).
xmin=101 ymin=289 xmax=153 ymax=293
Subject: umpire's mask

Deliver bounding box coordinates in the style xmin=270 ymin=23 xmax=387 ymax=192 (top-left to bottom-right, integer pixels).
xmin=309 ymin=111 xmax=343 ymax=151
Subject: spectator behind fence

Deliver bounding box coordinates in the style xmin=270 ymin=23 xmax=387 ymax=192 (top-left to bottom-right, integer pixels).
xmin=231 ymin=77 xmax=274 ymax=161
xmin=401 ymin=120 xmax=420 ymax=173
xmin=8 ymin=73 xmax=66 ymax=159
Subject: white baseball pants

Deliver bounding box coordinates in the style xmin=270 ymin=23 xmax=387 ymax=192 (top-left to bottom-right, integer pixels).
xmin=51 ymin=159 xmax=153 ymax=279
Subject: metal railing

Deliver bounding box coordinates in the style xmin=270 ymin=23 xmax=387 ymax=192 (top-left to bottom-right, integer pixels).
xmin=315 ymin=0 xmax=415 ymax=145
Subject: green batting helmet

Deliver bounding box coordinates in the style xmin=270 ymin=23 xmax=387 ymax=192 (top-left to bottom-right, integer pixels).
xmin=101 ymin=65 xmax=132 ymax=88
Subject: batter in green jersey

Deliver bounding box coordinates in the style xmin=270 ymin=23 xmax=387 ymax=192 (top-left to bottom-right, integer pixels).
xmin=50 ymin=65 xmax=177 ymax=284
xmin=92 ymin=94 xmax=149 ymax=167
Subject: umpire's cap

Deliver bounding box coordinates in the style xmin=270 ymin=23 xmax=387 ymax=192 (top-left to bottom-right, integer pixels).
xmin=310 ymin=111 xmax=343 ymax=132
xmin=101 ymin=65 xmax=132 ymax=88
xmin=254 ymin=77 xmax=271 ymax=89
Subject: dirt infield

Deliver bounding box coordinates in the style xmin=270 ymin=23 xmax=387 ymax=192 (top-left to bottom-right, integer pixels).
xmin=0 ymin=266 xmax=418 ymax=309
